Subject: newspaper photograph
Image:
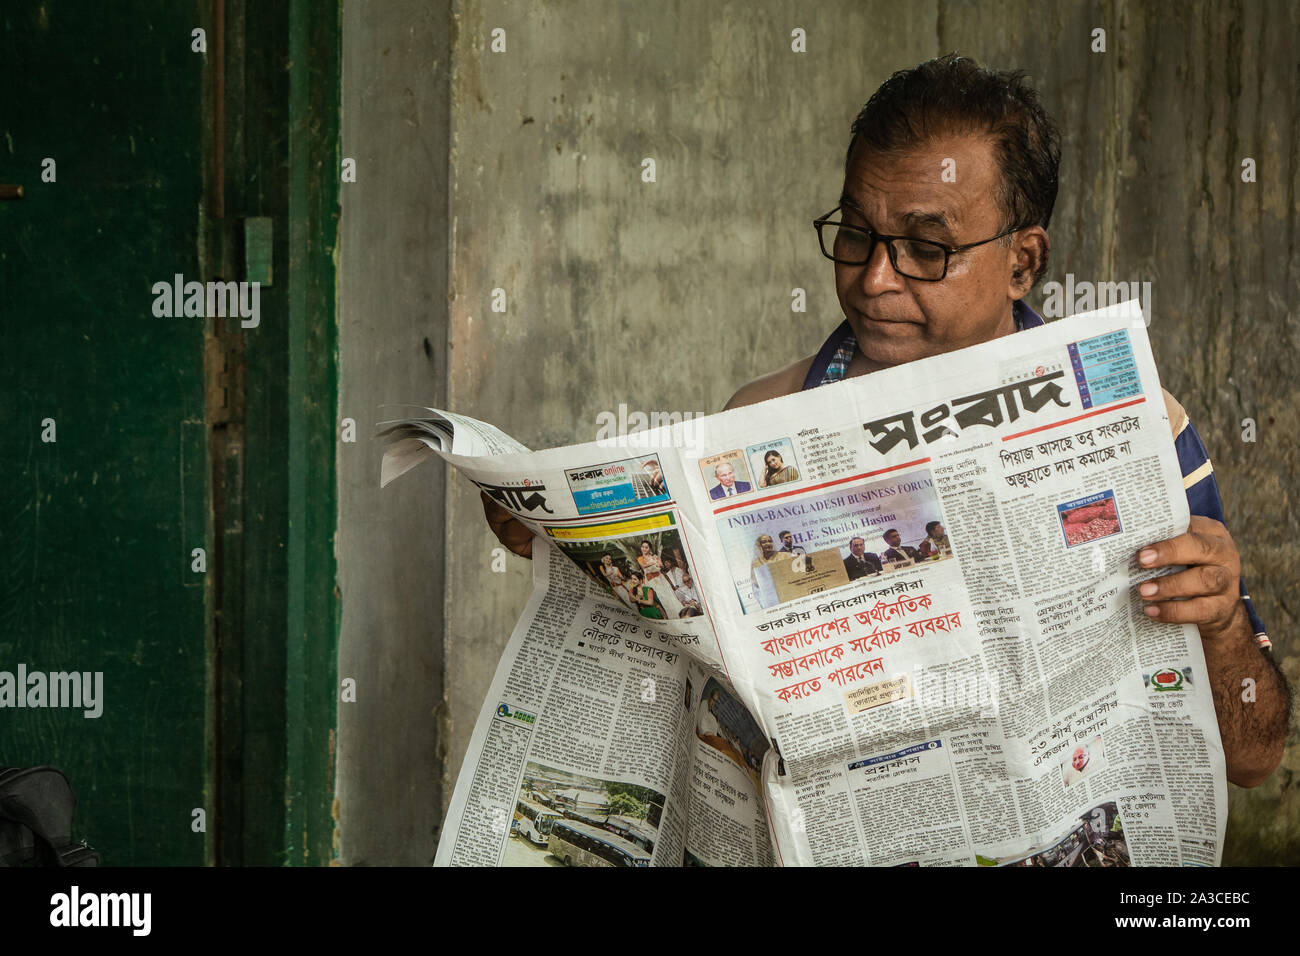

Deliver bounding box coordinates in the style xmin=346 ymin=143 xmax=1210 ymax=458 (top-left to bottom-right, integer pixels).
xmin=386 ymin=302 xmax=1226 ymax=867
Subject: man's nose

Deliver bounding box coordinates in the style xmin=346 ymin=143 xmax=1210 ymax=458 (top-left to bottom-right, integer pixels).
xmin=856 ymin=236 xmax=906 ymax=294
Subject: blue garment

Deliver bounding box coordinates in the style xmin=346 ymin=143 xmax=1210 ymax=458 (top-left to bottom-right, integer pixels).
xmin=800 ymin=300 xmax=1270 ymax=650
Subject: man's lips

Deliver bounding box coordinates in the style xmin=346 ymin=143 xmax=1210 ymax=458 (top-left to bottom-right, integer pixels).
xmin=858 ymin=311 xmax=919 ymax=325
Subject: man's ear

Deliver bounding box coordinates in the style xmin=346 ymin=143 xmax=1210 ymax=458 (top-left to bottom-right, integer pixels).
xmin=1009 ymin=226 xmax=1049 ymax=298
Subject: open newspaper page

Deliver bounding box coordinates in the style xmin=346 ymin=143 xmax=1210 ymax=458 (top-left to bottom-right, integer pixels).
xmin=400 ymin=302 xmax=1225 ymax=867
xmin=402 ymin=419 xmax=773 ymax=866
xmin=425 ymin=545 xmax=692 ymax=866
xmin=682 ymin=302 xmax=1223 ymax=867
xmin=422 ymin=542 xmax=774 ymax=867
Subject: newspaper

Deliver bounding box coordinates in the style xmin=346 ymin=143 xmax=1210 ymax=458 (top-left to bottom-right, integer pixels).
xmin=385 ymin=302 xmax=1225 ymax=867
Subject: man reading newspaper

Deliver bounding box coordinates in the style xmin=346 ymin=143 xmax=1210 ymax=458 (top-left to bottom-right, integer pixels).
xmin=483 ymin=55 xmax=1287 ymax=795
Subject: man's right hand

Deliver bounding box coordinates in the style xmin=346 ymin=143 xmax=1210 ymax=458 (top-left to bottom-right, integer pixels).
xmin=481 ymin=490 xmax=535 ymax=559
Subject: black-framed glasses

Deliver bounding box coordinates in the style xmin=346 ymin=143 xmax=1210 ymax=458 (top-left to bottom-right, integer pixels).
xmin=813 ymin=205 xmax=1019 ymax=281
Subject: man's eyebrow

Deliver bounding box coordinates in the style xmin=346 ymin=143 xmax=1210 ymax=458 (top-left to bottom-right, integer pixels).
xmin=900 ymin=209 xmax=956 ymax=239
xmin=837 ymin=198 xmax=957 ymax=240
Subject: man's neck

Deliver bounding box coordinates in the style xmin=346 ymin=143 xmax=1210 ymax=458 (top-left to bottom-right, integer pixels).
xmin=844 ymin=348 xmax=892 ymax=378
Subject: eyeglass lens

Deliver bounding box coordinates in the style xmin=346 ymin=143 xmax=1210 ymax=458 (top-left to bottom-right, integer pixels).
xmin=823 ymin=222 xmax=947 ymax=279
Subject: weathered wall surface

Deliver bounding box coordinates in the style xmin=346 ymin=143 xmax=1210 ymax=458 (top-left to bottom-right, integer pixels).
xmin=336 ymin=0 xmax=450 ymax=864
xmin=358 ymin=0 xmax=1296 ymax=863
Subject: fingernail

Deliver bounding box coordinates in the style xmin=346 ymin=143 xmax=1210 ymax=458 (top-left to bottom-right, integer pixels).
xmin=1139 ymin=549 xmax=1157 ymax=565
xmin=1139 ymin=582 xmax=1157 ymax=597
xmin=1144 ymin=605 xmax=1160 ymax=617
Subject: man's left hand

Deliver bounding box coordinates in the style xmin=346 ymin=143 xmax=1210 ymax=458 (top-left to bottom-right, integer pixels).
xmin=1136 ymin=516 xmax=1244 ymax=641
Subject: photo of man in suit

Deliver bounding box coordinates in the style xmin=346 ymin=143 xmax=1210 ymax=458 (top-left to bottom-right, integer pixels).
xmin=881 ymin=528 xmax=921 ymax=564
xmin=778 ymin=530 xmax=813 ymax=573
xmin=843 ymin=536 xmax=883 ymax=579
xmin=708 ymin=461 xmax=751 ymax=500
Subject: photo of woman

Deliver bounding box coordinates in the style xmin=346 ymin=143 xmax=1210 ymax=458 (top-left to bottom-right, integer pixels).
xmin=661 ymin=552 xmax=686 ymax=591
xmin=759 ymin=449 xmax=799 ymax=487
xmin=599 ymin=552 xmax=626 ymax=588
xmin=547 ymin=524 xmax=696 ymax=619
xmin=625 ymin=571 xmax=667 ymax=620
xmin=636 ymin=540 xmax=663 ymax=581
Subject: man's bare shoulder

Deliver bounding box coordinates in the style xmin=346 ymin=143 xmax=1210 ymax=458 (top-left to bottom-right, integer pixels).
xmin=723 ymin=355 xmax=817 ymax=411
xmin=1160 ymin=387 xmax=1188 ymax=437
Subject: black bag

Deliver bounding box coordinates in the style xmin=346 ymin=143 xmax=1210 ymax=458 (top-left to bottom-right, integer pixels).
xmin=0 ymin=766 xmax=100 ymax=866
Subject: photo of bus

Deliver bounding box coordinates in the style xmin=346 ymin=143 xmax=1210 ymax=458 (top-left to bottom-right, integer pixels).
xmin=547 ymin=819 xmax=652 ymax=867
xmin=601 ymin=814 xmax=656 ymax=854
xmin=514 ymin=797 xmax=564 ymax=845
xmin=556 ymin=810 xmax=656 ymax=855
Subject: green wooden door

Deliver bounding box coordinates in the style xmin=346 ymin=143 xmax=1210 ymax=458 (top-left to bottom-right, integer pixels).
xmin=2 ymin=0 xmax=341 ymax=867
xmin=0 ymin=2 xmax=210 ymax=864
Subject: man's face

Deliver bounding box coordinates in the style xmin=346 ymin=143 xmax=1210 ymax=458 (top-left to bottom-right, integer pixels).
xmin=835 ymin=132 xmax=1034 ymax=368
xmin=780 ymin=532 xmax=793 ymax=548
xmin=715 ymin=464 xmax=735 ymax=487
xmin=1072 ymin=748 xmax=1089 ymax=771
xmin=932 ymin=524 xmax=945 ymax=538
xmin=884 ymin=531 xmax=901 ymax=548
xmin=850 ymin=538 xmax=866 ymax=556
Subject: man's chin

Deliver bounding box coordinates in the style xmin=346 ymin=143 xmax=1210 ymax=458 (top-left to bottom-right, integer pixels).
xmin=854 ymin=321 xmax=932 ymax=367
xmin=847 ymin=316 xmax=930 ymax=353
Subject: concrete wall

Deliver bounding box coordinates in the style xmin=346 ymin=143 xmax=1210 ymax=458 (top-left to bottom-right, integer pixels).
xmin=343 ymin=0 xmax=1299 ymax=864
xmin=336 ymin=1 xmax=450 ymax=864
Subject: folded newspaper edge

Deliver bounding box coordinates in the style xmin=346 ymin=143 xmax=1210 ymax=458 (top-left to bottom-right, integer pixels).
xmin=386 ymin=301 xmax=1227 ymax=868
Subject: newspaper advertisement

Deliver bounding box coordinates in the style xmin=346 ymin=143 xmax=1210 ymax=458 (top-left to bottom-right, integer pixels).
xmin=387 ymin=302 xmax=1225 ymax=868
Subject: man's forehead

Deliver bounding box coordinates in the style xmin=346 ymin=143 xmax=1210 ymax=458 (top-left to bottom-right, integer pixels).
xmin=841 ymin=134 xmax=1000 ymax=229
